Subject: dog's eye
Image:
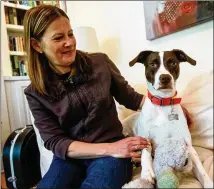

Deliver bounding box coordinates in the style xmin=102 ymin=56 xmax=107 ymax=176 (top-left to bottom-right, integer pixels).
xmin=150 ymin=62 xmax=158 ymax=67
xmin=170 ymin=61 xmax=177 ymax=66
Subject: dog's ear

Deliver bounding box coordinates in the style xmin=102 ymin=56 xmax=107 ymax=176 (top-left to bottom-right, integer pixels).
xmin=172 ymin=49 xmax=196 ymax=65
xmin=129 ymin=50 xmax=153 ymax=67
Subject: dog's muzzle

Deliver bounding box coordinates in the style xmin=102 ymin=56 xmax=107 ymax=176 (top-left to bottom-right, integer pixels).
xmin=159 ymin=74 xmax=172 ymax=89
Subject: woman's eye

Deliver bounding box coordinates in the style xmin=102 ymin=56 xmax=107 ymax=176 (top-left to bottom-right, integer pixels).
xmin=68 ymin=33 xmax=73 ymax=38
xmin=54 ymin=36 xmax=63 ymax=40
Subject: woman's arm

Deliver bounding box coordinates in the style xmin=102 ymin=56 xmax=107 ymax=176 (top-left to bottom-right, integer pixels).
xmin=25 ymin=90 xmax=73 ymax=160
xmin=25 ymin=88 xmax=149 ymax=160
xmin=67 ymin=136 xmax=150 ymax=159
xmin=104 ymin=54 xmax=144 ymax=111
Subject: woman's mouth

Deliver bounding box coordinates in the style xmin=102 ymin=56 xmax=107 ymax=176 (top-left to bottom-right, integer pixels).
xmin=62 ymin=50 xmax=73 ymax=54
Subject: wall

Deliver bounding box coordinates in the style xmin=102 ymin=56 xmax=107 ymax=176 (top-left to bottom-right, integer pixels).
xmin=66 ymin=1 xmax=213 ymax=86
xmin=1 ymin=1 xmax=11 ymax=172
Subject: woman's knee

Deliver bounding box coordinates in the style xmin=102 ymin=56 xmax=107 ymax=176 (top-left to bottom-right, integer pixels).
xmin=37 ymin=156 xmax=85 ymax=188
xmin=81 ymin=157 xmax=132 ymax=188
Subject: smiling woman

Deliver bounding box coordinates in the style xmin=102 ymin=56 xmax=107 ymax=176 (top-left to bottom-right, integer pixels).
xmin=22 ymin=4 xmax=147 ymax=189
xmin=31 ymin=17 xmax=76 ymax=74
xmin=23 ymin=5 xmax=76 ymax=95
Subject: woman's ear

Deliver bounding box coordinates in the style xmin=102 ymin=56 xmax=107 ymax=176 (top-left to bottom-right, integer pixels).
xmin=30 ymin=38 xmax=43 ymax=53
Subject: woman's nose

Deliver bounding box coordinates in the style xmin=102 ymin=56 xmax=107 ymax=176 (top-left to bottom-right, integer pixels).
xmin=64 ymin=36 xmax=75 ymax=47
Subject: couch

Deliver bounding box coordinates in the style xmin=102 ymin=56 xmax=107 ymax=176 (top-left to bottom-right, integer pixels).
xmin=31 ymin=70 xmax=213 ymax=188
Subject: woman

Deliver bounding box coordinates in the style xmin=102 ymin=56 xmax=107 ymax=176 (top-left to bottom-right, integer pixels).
xmin=24 ymin=4 xmax=148 ymax=188
xmin=24 ymin=4 xmax=193 ymax=189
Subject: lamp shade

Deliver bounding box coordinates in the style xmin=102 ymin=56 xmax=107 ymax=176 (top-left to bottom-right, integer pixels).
xmin=74 ymin=27 xmax=100 ymax=53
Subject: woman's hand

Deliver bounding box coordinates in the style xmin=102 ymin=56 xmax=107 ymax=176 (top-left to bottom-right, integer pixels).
xmin=108 ymin=136 xmax=150 ymax=162
xmin=67 ymin=137 xmax=149 ymax=159
xmin=181 ymin=105 xmax=195 ymax=128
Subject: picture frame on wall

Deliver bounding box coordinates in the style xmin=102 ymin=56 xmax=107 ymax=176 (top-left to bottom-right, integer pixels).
xmin=143 ymin=1 xmax=213 ymax=40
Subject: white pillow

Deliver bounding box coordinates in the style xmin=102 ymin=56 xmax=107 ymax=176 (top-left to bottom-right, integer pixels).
xmin=30 ymin=113 xmax=53 ymax=177
xmin=181 ymin=70 xmax=213 ymax=149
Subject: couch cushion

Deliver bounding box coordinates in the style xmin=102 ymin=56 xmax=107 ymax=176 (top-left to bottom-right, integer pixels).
xmin=30 ymin=113 xmax=53 ymax=177
xmin=194 ymin=146 xmax=213 ymax=181
xmin=181 ymin=71 xmax=213 ymax=149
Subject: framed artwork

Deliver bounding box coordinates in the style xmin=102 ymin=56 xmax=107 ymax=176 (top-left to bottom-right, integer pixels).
xmin=143 ymin=1 xmax=213 ymax=40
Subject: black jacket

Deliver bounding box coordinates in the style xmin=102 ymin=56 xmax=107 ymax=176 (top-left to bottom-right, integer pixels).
xmin=25 ymin=51 xmax=143 ymax=159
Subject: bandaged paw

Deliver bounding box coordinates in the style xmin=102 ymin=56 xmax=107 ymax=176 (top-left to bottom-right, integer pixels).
xmin=141 ymin=148 xmax=155 ymax=184
xmin=141 ymin=167 xmax=155 ymax=184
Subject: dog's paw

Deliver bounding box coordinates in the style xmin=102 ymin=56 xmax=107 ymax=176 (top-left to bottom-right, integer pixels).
xmin=141 ymin=168 xmax=155 ymax=184
xmin=122 ymin=178 xmax=154 ymax=188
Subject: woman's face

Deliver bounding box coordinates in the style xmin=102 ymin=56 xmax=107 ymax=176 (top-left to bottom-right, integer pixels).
xmin=38 ymin=16 xmax=76 ymax=73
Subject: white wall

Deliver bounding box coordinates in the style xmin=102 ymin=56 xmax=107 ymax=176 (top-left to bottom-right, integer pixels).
xmin=1 ymin=1 xmax=11 ymax=172
xmin=67 ymin=1 xmax=213 ymax=84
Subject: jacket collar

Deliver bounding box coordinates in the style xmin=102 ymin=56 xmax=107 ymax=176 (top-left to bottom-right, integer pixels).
xmin=45 ymin=50 xmax=92 ymax=102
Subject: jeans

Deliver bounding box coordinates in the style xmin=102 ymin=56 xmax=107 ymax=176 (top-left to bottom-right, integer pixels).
xmin=37 ymin=156 xmax=132 ymax=189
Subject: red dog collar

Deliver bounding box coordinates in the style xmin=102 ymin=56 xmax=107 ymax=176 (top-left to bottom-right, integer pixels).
xmin=148 ymin=91 xmax=182 ymax=106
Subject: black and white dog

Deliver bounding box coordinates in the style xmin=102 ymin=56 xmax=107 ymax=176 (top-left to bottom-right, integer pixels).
xmin=129 ymin=49 xmax=213 ymax=188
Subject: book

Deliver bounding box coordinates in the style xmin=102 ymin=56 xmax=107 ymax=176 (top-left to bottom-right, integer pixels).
xmin=9 ymin=1 xmax=17 ymax=4
xmin=4 ymin=7 xmax=9 ymax=24
xmin=12 ymin=8 xmax=18 ymax=25
xmin=28 ymin=1 xmax=36 ymax=7
xmin=8 ymin=7 xmax=14 ymax=24
xmin=10 ymin=56 xmax=20 ymax=76
xmin=8 ymin=36 xmax=13 ymax=50
xmin=14 ymin=56 xmax=19 ymax=69
xmin=12 ymin=37 xmax=16 ymax=51
xmin=19 ymin=60 xmax=27 ymax=76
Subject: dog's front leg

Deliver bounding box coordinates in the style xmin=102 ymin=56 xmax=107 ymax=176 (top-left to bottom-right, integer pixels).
xmin=141 ymin=146 xmax=155 ymax=184
xmin=188 ymin=145 xmax=213 ymax=188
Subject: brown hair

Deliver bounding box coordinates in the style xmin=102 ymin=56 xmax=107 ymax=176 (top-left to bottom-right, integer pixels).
xmin=23 ymin=5 xmax=69 ymax=95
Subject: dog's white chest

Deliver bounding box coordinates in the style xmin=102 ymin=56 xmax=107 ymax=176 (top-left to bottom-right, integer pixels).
xmin=136 ymin=98 xmax=190 ymax=149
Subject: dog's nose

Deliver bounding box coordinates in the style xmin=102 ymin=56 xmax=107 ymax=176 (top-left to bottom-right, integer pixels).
xmin=159 ymin=74 xmax=172 ymax=85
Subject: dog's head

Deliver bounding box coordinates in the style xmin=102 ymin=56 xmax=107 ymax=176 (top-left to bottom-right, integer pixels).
xmin=129 ymin=49 xmax=196 ymax=97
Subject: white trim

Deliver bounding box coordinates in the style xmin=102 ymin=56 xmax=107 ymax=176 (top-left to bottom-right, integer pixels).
xmin=9 ymin=51 xmax=26 ymax=56
xmin=6 ymin=24 xmax=24 ymax=32
xmin=3 ymin=76 xmax=29 ymax=81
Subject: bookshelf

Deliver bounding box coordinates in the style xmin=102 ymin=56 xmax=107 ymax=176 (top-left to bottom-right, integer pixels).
xmin=3 ymin=1 xmax=32 ymax=10
xmin=6 ymin=24 xmax=24 ymax=32
xmin=2 ymin=0 xmax=67 ymax=77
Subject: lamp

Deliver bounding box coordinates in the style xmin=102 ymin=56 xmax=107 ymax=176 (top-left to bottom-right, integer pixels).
xmin=73 ymin=27 xmax=100 ymax=53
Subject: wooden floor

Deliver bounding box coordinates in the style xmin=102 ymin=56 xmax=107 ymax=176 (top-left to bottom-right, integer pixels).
xmin=1 ymin=172 xmax=7 ymax=189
